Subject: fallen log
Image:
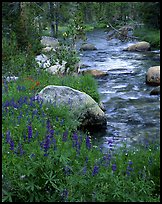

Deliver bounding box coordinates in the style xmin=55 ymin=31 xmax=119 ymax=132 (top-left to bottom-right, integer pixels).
xmin=107 ymin=22 xmax=139 ymax=40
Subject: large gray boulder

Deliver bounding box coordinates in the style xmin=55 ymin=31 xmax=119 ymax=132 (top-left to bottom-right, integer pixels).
xmin=123 ymin=41 xmax=150 ymax=52
xmin=35 ymin=85 xmax=107 ymax=130
xmin=146 ymin=66 xmax=160 ymax=86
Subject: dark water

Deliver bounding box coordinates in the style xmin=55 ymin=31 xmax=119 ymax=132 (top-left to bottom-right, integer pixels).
xmin=78 ymin=29 xmax=160 ymax=150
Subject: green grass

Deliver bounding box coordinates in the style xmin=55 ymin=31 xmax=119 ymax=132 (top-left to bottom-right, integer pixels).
xmin=133 ymin=27 xmax=160 ymax=49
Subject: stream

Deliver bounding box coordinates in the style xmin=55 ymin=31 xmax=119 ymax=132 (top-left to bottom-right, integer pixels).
xmin=77 ymin=29 xmax=160 ymax=150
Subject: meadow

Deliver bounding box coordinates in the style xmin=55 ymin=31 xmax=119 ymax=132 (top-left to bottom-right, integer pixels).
xmin=2 ymin=65 xmax=160 ymax=202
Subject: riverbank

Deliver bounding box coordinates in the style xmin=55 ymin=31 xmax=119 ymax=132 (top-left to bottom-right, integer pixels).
xmin=133 ymin=26 xmax=160 ymax=49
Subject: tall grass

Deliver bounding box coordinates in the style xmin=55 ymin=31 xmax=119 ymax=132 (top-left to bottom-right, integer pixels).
xmin=133 ymin=26 xmax=160 ymax=49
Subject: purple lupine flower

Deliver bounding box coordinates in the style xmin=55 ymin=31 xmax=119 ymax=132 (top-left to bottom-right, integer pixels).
xmin=49 ymin=129 xmax=54 ymax=138
xmin=46 ymin=118 xmax=51 ymax=131
xmin=61 ymin=189 xmax=68 ymax=201
xmin=72 ymin=132 xmax=78 ymax=148
xmin=62 ymin=131 xmax=68 ymax=142
xmin=32 ymin=109 xmax=38 ymax=119
xmin=17 ymin=115 xmax=21 ymax=124
xmin=23 ymin=132 xmax=27 ymax=142
xmin=112 ymin=163 xmax=117 ymax=172
xmin=52 ymin=137 xmax=57 ymax=151
xmin=86 ymin=135 xmax=91 ymax=150
xmin=101 ymin=154 xmax=111 ymax=167
xmin=18 ymin=143 xmax=25 ymax=156
xmin=72 ymin=132 xmax=81 ymax=155
xmin=9 ymin=139 xmax=14 ymax=151
xmin=92 ymin=165 xmax=99 ymax=176
xmin=28 ymin=124 xmax=32 ymax=142
xmin=6 ymin=130 xmax=11 ymax=143
xmin=126 ymin=161 xmax=133 ymax=176
xmin=23 ymin=96 xmax=28 ymax=104
xmin=17 ymin=85 xmax=21 ymax=92
xmin=43 ymin=135 xmax=50 ymax=156
xmin=64 ymin=166 xmax=72 ymax=176
xmin=107 ymin=137 xmax=114 ymax=150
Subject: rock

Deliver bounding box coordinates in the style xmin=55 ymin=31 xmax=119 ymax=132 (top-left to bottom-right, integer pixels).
xmin=153 ymin=53 xmax=160 ymax=61
xmin=35 ymin=85 xmax=107 ymax=130
xmin=99 ymin=101 xmax=106 ymax=112
xmin=41 ymin=36 xmax=59 ymax=48
xmin=5 ymin=76 xmax=19 ymax=82
xmin=81 ymin=69 xmax=108 ymax=77
xmin=107 ymin=30 xmax=116 ymax=40
xmin=42 ymin=46 xmax=55 ymax=53
xmin=146 ymin=66 xmax=160 ymax=86
xmin=80 ymin=43 xmax=97 ymax=51
xmin=150 ymin=86 xmax=160 ymax=95
xmin=123 ymin=41 xmax=151 ymax=52
xmin=35 ymin=54 xmax=51 ymax=68
xmin=47 ymin=61 xmax=80 ymax=75
xmin=46 ymin=61 xmax=67 ymax=75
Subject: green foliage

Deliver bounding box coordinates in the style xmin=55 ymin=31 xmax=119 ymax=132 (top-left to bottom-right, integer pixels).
xmin=139 ymin=2 xmax=160 ymax=29
xmin=134 ymin=27 xmax=160 ymax=49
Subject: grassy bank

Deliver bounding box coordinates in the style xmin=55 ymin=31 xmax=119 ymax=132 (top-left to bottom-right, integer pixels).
xmin=2 ymin=63 xmax=160 ymax=202
xmin=133 ymin=26 xmax=160 ymax=49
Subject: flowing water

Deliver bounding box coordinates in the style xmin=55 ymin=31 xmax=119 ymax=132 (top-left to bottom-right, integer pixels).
xmin=77 ymin=29 xmax=160 ymax=150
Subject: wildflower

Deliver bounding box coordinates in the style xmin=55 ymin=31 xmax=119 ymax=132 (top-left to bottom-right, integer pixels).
xmin=126 ymin=161 xmax=133 ymax=176
xmin=6 ymin=130 xmax=11 ymax=143
xmin=64 ymin=166 xmax=72 ymax=176
xmin=102 ymin=153 xmax=111 ymax=167
xmin=92 ymin=165 xmax=99 ymax=176
xmin=43 ymin=135 xmax=50 ymax=156
xmin=72 ymin=132 xmax=80 ymax=155
xmin=49 ymin=129 xmax=54 ymax=138
xmin=9 ymin=139 xmax=14 ymax=151
xmin=28 ymin=124 xmax=32 ymax=142
xmin=46 ymin=118 xmax=51 ymax=131
xmin=62 ymin=131 xmax=68 ymax=142
xmin=18 ymin=143 xmax=25 ymax=156
xmin=52 ymin=137 xmax=57 ymax=151
xmin=86 ymin=135 xmax=91 ymax=150
xmin=112 ymin=163 xmax=117 ymax=172
xmin=61 ymin=189 xmax=68 ymax=201
xmin=72 ymin=132 xmax=78 ymax=148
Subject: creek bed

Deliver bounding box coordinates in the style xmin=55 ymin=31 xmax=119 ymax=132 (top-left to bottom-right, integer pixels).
xmin=78 ymin=29 xmax=160 ymax=150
